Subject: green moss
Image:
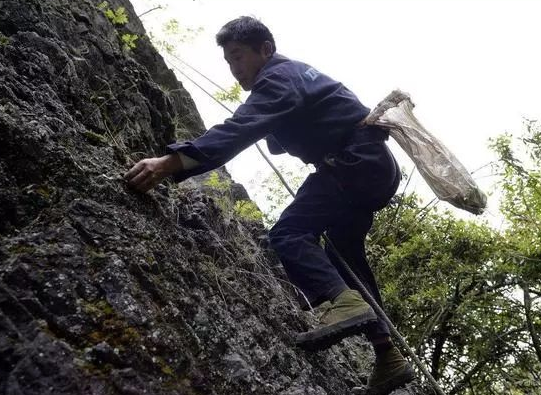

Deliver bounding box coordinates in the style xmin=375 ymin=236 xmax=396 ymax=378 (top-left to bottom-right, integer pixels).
xmin=83 ymin=130 xmax=109 ymax=146
xmin=156 ymin=356 xmax=174 ymax=376
xmin=203 ymin=171 xmax=231 ymax=192
xmin=162 ymin=365 xmax=174 ymax=375
xmin=117 ymin=326 xmax=141 ymax=344
xmin=83 ymin=299 xmax=115 ymax=318
xmin=234 ymin=200 xmax=263 ymax=222
xmin=81 ymin=360 xmax=113 ymax=376
xmin=88 ymin=330 xmax=106 ymax=344
xmin=83 ymin=299 xmax=142 ymax=348
xmin=85 ymin=246 xmax=107 ymax=264
xmin=9 ymin=244 xmax=35 ymax=254
xmin=0 ymin=33 xmax=10 ymax=46
xmin=36 ymin=185 xmax=51 ymax=198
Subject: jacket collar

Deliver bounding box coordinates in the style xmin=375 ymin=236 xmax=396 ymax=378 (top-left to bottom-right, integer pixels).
xmin=256 ymin=53 xmax=289 ymax=77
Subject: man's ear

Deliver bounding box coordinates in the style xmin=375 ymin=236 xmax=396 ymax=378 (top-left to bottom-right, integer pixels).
xmin=261 ymin=41 xmax=273 ymax=59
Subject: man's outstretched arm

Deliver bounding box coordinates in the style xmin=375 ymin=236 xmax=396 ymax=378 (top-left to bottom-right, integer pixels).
xmin=123 ymin=152 xmax=199 ymax=193
xmin=124 ymin=69 xmax=301 ymax=192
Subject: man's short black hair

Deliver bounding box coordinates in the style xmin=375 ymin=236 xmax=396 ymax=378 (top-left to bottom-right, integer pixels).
xmin=216 ymin=16 xmax=276 ymax=54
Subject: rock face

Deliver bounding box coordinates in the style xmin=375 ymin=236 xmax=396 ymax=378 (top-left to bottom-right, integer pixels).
xmin=0 ymin=1 xmax=429 ymax=394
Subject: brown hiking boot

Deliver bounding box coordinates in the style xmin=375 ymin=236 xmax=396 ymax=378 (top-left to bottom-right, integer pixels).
xmin=295 ymin=289 xmax=377 ymax=351
xmin=366 ymin=346 xmax=415 ymax=395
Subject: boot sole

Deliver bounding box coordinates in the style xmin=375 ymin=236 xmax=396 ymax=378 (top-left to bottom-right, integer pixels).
xmin=295 ymin=309 xmax=378 ymax=351
xmin=366 ymin=364 xmax=415 ymax=395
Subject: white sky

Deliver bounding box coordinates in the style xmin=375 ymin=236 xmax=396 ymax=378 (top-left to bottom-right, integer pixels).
xmin=131 ymin=0 xmax=541 ymax=226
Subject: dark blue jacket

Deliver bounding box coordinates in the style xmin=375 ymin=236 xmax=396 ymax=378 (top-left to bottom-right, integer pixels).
xmin=166 ymin=54 xmax=373 ymax=182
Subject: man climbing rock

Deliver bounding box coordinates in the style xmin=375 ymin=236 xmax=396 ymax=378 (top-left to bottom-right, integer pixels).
xmin=124 ymin=16 xmax=414 ymax=394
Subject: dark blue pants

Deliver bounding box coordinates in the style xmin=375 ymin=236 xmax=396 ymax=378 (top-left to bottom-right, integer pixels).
xmin=269 ymin=131 xmax=400 ymax=341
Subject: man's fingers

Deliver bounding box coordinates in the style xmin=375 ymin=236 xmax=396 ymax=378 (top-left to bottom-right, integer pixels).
xmin=130 ymin=169 xmax=164 ymax=193
xmin=124 ymin=160 xmax=145 ymax=181
xmin=124 ymin=157 xmax=165 ymax=193
xmin=128 ymin=168 xmax=150 ymax=189
xmin=137 ymin=176 xmax=161 ymax=193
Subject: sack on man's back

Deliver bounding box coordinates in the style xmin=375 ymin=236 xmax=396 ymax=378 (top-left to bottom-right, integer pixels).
xmin=362 ymin=90 xmax=487 ymax=215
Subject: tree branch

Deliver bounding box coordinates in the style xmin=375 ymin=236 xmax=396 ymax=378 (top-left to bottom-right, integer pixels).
xmin=137 ymin=6 xmax=162 ymax=18
xmin=431 ymin=282 xmax=461 ymax=379
xmin=449 ymin=327 xmax=526 ymax=395
xmin=522 ymin=282 xmax=541 ymax=363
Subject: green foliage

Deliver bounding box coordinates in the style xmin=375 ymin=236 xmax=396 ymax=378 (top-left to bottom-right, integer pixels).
xmin=234 ymin=200 xmax=263 ymax=222
xmin=0 ymin=32 xmax=10 ymax=46
xmin=97 ymin=2 xmax=138 ymax=50
xmin=490 ymin=120 xmax=541 ymax=281
xmin=203 ymin=171 xmax=231 ymax=192
xmin=369 ymin=191 xmax=538 ymax=394
xmin=360 ymin=122 xmax=541 ymax=394
xmin=83 ymin=130 xmax=109 ymax=146
xmin=104 ymin=6 xmax=129 ymax=26
xmin=203 ymin=171 xmax=262 ymax=223
xmin=121 ymin=33 xmax=138 ymax=50
xmin=203 ymin=171 xmax=232 ymax=214
xmin=214 ymin=83 xmax=242 ymax=104
xmin=487 ymin=120 xmax=541 ymax=393
xmin=148 ymin=17 xmax=203 ymax=56
xmin=255 ymin=163 xmax=312 ymax=227
xmin=149 ymin=32 xmax=175 ymax=55
xmin=163 ymin=18 xmax=180 ymax=35
xmin=163 ymin=18 xmax=203 ymax=42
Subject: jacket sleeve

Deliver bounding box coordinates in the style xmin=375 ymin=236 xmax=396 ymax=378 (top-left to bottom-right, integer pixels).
xmin=166 ymin=70 xmax=302 ymax=182
xmin=265 ymin=134 xmax=286 ymax=155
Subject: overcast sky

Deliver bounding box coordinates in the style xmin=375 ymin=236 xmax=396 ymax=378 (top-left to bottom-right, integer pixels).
xmin=131 ymin=0 xmax=541 ymax=225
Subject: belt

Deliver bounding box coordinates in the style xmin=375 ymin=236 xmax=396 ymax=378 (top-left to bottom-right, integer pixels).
xmin=318 ymin=124 xmax=389 ymax=169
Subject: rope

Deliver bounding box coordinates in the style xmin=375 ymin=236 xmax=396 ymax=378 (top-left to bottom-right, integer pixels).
xmin=166 ymin=54 xmax=446 ymax=395
xmin=323 ymin=238 xmax=445 ymax=395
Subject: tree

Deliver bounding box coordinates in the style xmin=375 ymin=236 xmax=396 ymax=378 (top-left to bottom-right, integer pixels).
xmin=369 ymin=193 xmax=528 ymax=393
xmin=489 ymin=119 xmax=541 ymax=388
xmin=364 ymin=118 xmax=541 ymax=394
xmin=136 ymin=2 xmax=203 ymax=56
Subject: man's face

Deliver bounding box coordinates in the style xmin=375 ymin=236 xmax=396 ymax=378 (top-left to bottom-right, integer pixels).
xmin=223 ymin=41 xmax=272 ymax=91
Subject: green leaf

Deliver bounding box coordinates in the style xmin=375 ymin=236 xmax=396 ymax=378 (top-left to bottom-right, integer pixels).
xmin=121 ymin=33 xmax=138 ymax=50
xmin=105 ymin=6 xmax=129 ymax=25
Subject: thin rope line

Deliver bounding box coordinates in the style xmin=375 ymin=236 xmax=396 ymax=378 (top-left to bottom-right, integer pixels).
xmin=166 ymin=60 xmax=234 ymax=114
xmin=167 ymin=52 xmax=230 ymax=93
xmin=165 ymin=56 xmax=296 ymax=197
